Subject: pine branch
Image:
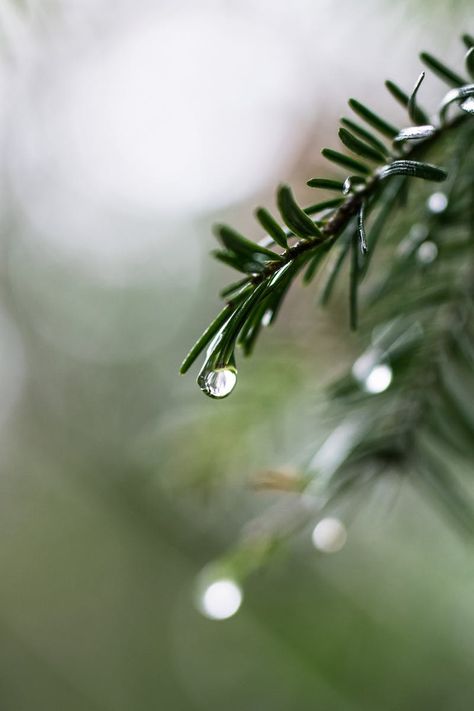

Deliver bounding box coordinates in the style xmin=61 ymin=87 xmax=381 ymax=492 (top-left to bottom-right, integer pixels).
xmin=181 ymin=35 xmax=474 ymax=538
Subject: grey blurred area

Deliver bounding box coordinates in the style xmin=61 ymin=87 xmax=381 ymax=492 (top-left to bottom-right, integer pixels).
xmin=0 ymin=1 xmax=473 ymax=709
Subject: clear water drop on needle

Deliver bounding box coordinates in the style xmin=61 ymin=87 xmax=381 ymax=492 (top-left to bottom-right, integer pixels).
xmin=198 ymin=366 xmax=237 ymax=398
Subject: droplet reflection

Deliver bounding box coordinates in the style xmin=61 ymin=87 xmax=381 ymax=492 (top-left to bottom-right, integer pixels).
xmin=198 ymin=367 xmax=237 ymax=398
xmin=312 ymin=517 xmax=347 ymax=553
xmin=198 ymin=579 xmax=243 ymax=620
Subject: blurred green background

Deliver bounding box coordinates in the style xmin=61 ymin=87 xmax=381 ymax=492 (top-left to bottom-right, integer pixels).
xmin=0 ymin=1 xmax=473 ymax=709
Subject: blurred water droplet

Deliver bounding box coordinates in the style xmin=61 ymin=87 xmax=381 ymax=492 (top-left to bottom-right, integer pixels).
xmin=353 ymin=349 xmax=393 ymax=393
xmin=312 ymin=517 xmax=347 ymax=553
xmin=417 ymin=240 xmax=438 ymax=264
xmin=198 ymin=578 xmax=243 ymax=620
xmin=397 ymin=223 xmax=429 ymax=257
xmin=198 ymin=367 xmax=237 ymax=398
xmin=427 ymin=192 xmax=448 ymax=214
xmin=410 ymin=224 xmax=430 ymax=241
xmin=396 ymin=238 xmax=411 ymax=258
xmin=363 ymin=364 xmax=392 ymax=394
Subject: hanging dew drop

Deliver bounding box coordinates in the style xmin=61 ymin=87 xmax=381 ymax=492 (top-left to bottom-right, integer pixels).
xmin=198 ymin=367 xmax=237 ymax=398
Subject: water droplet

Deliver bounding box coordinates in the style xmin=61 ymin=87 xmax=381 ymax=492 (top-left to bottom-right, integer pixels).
xmin=410 ymin=224 xmax=430 ymax=241
xmin=427 ymin=192 xmax=448 ymax=214
xmin=461 ymin=96 xmax=474 ymax=114
xmin=198 ymin=578 xmax=243 ymax=620
xmin=396 ymin=239 xmax=411 ymax=258
xmin=198 ymin=367 xmax=237 ymax=398
xmin=416 ymin=240 xmax=438 ymax=264
xmin=397 ymin=224 xmax=429 ymax=257
xmin=396 ymin=237 xmax=413 ymax=258
xmin=312 ymin=517 xmax=347 ymax=553
xmin=363 ymin=364 xmax=392 ymax=394
xmin=342 ymin=175 xmax=366 ymax=195
xmin=353 ymin=351 xmax=393 ymax=394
